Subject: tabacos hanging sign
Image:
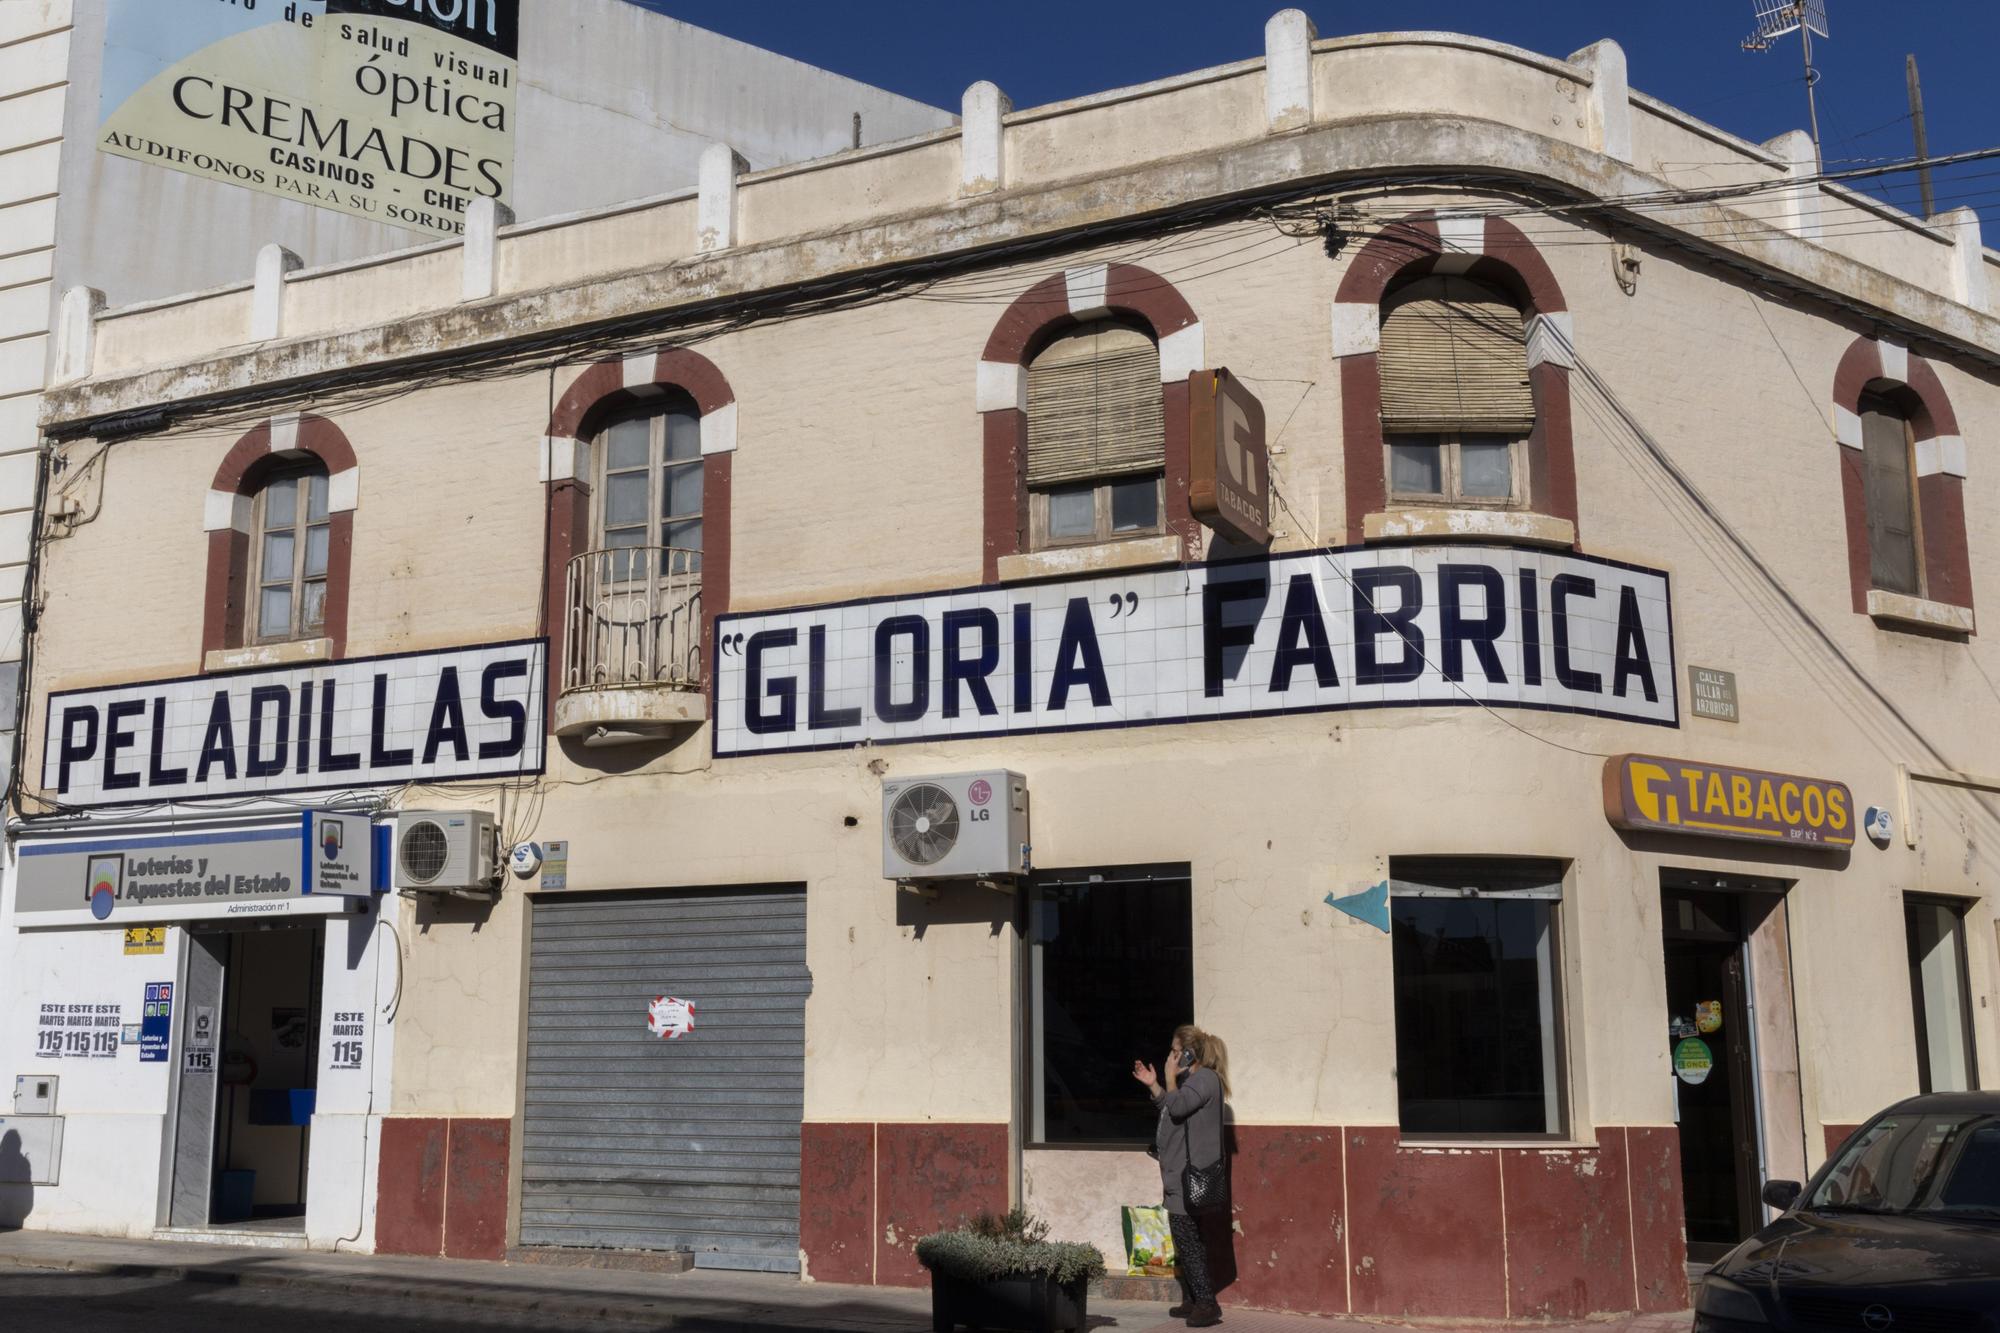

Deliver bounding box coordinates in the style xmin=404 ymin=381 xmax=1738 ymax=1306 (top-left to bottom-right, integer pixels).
xmin=713 ymin=544 xmax=1676 ymax=757
xmin=1603 ymin=754 xmax=1854 ymax=848
xmin=97 ymin=0 xmax=519 ymax=237
xmin=43 ymin=640 xmax=544 ymax=809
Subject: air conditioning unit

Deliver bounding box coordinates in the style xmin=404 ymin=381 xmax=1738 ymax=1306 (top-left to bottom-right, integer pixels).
xmin=392 ymin=810 xmax=499 ymax=894
xmin=882 ymin=771 xmax=1030 ymax=882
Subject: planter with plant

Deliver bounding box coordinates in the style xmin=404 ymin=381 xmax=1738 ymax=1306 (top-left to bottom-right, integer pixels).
xmin=915 ymin=1209 xmax=1107 ymax=1333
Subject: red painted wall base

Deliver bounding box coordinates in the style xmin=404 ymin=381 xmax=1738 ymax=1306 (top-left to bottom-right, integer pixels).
xmin=375 ymin=1116 xmax=511 ymax=1261
xmin=799 ymin=1123 xmax=1688 ymax=1318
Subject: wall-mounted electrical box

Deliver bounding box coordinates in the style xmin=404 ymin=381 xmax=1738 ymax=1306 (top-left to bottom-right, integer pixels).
xmin=0 ymin=1114 xmax=64 ymax=1185
xmin=13 ymin=1075 xmax=56 ymax=1115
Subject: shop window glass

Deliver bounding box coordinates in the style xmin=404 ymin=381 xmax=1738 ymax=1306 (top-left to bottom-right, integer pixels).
xmin=1905 ymin=897 xmax=1978 ymax=1094
xmin=1391 ymin=856 xmax=1566 ymax=1136
xmin=1026 ymin=867 xmax=1193 ymax=1146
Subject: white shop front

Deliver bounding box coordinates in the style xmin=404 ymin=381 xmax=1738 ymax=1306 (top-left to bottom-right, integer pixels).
xmin=0 ymin=809 xmax=395 ymax=1244
xmin=0 ymin=638 xmax=544 ymax=1244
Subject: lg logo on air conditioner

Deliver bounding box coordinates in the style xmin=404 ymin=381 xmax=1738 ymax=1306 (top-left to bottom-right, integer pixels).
xmin=967 ymin=778 xmax=993 ymax=820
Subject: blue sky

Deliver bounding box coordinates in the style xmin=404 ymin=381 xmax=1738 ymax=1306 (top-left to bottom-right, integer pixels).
xmin=639 ymin=1 xmax=2000 ymax=233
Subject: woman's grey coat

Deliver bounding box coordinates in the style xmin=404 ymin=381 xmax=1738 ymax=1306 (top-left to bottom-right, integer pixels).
xmin=1154 ymin=1066 xmax=1224 ymax=1216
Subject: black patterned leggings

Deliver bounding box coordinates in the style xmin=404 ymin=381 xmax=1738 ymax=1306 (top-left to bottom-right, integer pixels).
xmin=1169 ymin=1211 xmax=1214 ymax=1303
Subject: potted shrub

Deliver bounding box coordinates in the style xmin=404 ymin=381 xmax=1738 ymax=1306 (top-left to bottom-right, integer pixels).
xmin=915 ymin=1208 xmax=1106 ymax=1333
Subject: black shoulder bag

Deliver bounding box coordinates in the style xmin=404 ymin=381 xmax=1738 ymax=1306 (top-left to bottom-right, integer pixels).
xmin=1182 ymin=1150 xmax=1229 ymax=1215
xmin=1180 ymin=1075 xmax=1229 ymax=1215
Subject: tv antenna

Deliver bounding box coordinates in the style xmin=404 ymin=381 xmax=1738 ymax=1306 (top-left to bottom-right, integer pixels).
xmin=1743 ymin=1 xmax=1830 ymax=170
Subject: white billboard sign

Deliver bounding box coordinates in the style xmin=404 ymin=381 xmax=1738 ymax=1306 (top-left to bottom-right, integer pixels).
xmin=98 ymin=0 xmax=520 ymax=236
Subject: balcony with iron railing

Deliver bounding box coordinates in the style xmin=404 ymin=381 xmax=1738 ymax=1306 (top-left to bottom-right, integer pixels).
xmin=555 ymin=546 xmax=706 ymax=741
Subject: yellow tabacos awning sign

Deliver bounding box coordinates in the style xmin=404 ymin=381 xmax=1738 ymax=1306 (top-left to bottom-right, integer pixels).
xmin=97 ymin=0 xmax=518 ymax=238
xmin=1603 ymin=754 xmax=1854 ymax=848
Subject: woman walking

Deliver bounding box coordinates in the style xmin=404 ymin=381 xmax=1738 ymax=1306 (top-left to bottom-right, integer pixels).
xmin=1133 ymin=1023 xmax=1230 ymax=1328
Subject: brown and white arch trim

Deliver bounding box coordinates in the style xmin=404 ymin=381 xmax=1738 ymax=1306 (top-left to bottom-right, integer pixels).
xmin=201 ymin=413 xmax=359 ymax=660
xmin=976 ymin=261 xmax=1204 ymax=582
xmin=1329 ymin=211 xmax=1580 ymax=545
xmin=1831 ymin=334 xmax=1974 ymax=625
xmin=540 ymin=349 xmax=737 ymax=724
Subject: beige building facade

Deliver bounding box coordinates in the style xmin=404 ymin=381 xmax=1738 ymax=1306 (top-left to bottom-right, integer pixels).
xmin=8 ymin=16 xmax=1999 ymax=1320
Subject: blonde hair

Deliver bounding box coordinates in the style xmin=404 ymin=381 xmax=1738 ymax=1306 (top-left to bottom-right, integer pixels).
xmin=1173 ymin=1024 xmax=1233 ymax=1100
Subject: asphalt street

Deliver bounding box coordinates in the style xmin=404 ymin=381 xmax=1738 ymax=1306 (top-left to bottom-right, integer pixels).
xmin=0 ymin=1266 xmax=917 ymax=1333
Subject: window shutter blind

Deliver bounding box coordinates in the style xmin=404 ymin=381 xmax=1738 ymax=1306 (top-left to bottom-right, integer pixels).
xmin=1859 ymin=395 xmax=1921 ymax=596
xmin=1026 ymin=323 xmax=1166 ymax=487
xmin=1378 ymin=278 xmax=1535 ymax=434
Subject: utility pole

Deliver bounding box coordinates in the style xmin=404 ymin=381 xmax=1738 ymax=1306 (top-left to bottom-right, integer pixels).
xmin=1906 ymin=54 xmax=1935 ymax=219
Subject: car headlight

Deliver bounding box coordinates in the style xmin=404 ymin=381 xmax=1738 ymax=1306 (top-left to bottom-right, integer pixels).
xmin=1695 ymin=1277 xmax=1770 ymax=1324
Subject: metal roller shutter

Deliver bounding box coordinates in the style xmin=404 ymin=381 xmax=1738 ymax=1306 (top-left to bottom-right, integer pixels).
xmin=522 ymin=887 xmax=809 ymax=1271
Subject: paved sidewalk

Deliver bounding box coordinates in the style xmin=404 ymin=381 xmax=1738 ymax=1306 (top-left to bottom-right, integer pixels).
xmin=0 ymin=1228 xmax=1692 ymax=1332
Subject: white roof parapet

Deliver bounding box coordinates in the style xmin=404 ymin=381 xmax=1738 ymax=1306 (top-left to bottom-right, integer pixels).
xmin=1939 ymin=207 xmax=1989 ymax=313
xmin=251 ymin=244 xmax=302 ymax=343
xmin=1762 ymin=130 xmax=1822 ymax=243
xmin=51 ymin=287 xmax=106 ymax=387
xmin=698 ymin=143 xmax=750 ymax=254
xmin=960 ymin=81 xmax=1010 ymax=195
xmin=1567 ymin=40 xmax=1631 ymax=165
xmin=1264 ymin=10 xmax=1317 ymax=132
xmin=461 ymin=198 xmax=515 ymax=304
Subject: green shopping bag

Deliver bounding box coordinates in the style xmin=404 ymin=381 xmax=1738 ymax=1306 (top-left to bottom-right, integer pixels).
xmin=1121 ymin=1204 xmax=1177 ymax=1277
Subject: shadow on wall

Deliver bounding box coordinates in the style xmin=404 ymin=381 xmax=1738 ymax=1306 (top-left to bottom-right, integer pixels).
xmin=0 ymin=1129 xmax=34 ymax=1229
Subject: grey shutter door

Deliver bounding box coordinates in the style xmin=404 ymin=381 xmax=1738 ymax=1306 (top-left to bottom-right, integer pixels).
xmin=523 ymin=888 xmax=809 ymax=1271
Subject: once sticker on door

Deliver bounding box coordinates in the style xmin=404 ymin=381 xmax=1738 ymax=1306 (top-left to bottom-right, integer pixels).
xmin=1674 ymin=1037 xmax=1714 ymax=1085
xmin=647 ymin=996 xmax=695 ymax=1041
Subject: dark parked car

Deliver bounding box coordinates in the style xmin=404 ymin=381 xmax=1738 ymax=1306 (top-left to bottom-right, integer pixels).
xmin=1695 ymin=1093 xmax=2000 ymax=1331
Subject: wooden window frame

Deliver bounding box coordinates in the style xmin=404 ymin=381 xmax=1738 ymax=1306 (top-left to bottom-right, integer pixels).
xmin=590 ymin=400 xmax=705 ymax=579
xmin=1383 ymin=430 xmax=1532 ymax=511
xmin=1027 ymin=473 xmax=1166 ymax=549
xmin=1859 ymin=393 xmax=1928 ymax=599
xmin=245 ymin=463 xmax=331 ymax=645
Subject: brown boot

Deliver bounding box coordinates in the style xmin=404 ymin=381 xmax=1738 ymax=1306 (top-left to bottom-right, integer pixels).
xmin=1185 ymin=1298 xmax=1223 ymax=1328
xmin=1167 ymin=1277 xmax=1193 ymax=1318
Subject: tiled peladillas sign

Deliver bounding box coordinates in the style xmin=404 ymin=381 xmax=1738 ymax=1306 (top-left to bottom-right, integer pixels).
xmin=1603 ymin=754 xmax=1854 ymax=848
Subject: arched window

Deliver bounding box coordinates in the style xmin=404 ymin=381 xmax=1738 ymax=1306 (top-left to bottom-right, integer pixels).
xmin=247 ymin=460 xmax=332 ymax=643
xmin=1857 ymin=389 xmax=1922 ymax=597
xmin=1831 ymin=335 xmax=1973 ymax=630
xmin=593 ymin=396 xmax=704 ymax=576
xmin=976 ymin=262 xmax=1204 ymax=583
xmin=1330 ymin=211 xmax=1579 ymax=544
xmin=540 ymin=350 xmax=736 ymax=730
xmin=1378 ymin=276 xmax=1533 ymax=508
xmin=202 ymin=414 xmax=357 ymax=663
xmin=1026 ymin=320 xmax=1164 ymax=547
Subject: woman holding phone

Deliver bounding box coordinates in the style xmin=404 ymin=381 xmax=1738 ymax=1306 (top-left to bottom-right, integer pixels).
xmin=1132 ymin=1023 xmax=1231 ymax=1328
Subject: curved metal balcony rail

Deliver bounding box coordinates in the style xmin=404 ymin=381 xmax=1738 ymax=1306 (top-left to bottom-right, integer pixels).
xmin=563 ymin=546 xmax=703 ymax=694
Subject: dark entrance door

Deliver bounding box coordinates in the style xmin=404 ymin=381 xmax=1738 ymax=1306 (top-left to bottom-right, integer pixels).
xmin=207 ymin=924 xmax=323 ymax=1229
xmin=1661 ymin=880 xmax=1761 ymax=1262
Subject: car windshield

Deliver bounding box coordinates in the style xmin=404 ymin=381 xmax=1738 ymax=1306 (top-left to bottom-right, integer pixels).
xmin=1807 ymin=1113 xmax=2000 ymax=1215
